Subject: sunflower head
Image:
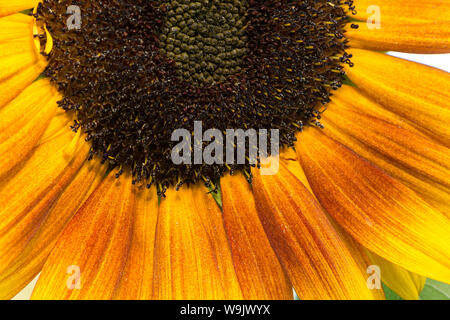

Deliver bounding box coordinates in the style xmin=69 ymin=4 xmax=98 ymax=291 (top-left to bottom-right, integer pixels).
xmin=32 ymin=0 xmax=357 ymax=193
xmin=1 ymin=0 xmax=449 ymax=302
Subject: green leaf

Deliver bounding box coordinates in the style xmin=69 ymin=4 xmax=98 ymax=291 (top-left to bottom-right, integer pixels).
xmin=20 ymin=9 xmax=33 ymax=15
xmin=33 ymin=73 xmax=47 ymax=82
xmin=209 ymin=180 xmax=222 ymax=209
xmin=382 ymin=283 xmax=403 ymax=300
xmin=342 ymin=75 xmax=356 ymax=87
xmin=420 ymin=279 xmax=450 ymax=300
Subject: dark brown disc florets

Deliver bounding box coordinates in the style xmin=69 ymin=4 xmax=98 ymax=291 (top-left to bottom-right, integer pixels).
xmin=35 ymin=0 xmax=356 ymax=192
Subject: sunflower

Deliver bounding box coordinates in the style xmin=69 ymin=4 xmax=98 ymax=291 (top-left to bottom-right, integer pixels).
xmin=0 ymin=0 xmax=449 ymax=301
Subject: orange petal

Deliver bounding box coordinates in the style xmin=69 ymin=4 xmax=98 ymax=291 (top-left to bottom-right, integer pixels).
xmin=345 ymin=49 xmax=450 ymax=145
xmin=31 ymin=173 xmax=136 ymax=300
xmin=322 ymin=85 xmax=450 ymax=214
xmin=0 ymin=1 xmax=38 ymax=17
xmin=112 ymin=188 xmax=158 ymax=300
xmin=296 ymin=128 xmax=450 ymax=283
xmin=153 ymin=186 xmax=243 ymax=299
xmin=221 ymin=173 xmax=293 ymax=300
xmin=252 ymin=160 xmax=379 ymax=300
xmin=0 ymin=79 xmax=60 ymax=178
xmin=0 ymin=158 xmax=105 ymax=299
xmin=348 ymin=0 xmax=450 ymax=53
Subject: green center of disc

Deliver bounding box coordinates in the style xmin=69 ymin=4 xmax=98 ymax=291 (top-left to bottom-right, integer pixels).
xmin=159 ymin=0 xmax=248 ymax=84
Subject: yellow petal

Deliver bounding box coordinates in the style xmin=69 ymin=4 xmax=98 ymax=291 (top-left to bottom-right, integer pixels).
xmin=0 ymin=62 xmax=46 ymax=109
xmin=153 ymin=186 xmax=243 ymax=299
xmin=0 ymin=13 xmax=33 ymax=35
xmin=0 ymin=1 xmax=38 ymax=17
xmin=0 ymin=158 xmax=105 ymax=299
xmin=296 ymin=128 xmax=450 ymax=283
xmin=345 ymin=49 xmax=450 ymax=145
xmin=0 ymin=122 xmax=89 ymax=286
xmin=332 ymin=222 xmax=418 ymax=301
xmin=0 ymin=79 xmax=54 ymax=137
xmin=352 ymin=0 xmax=450 ymax=22
xmin=346 ymin=22 xmax=450 ymax=54
xmin=221 ymin=173 xmax=293 ymax=300
xmin=112 ymin=188 xmax=158 ymax=300
xmin=0 ymin=14 xmax=33 ymax=42
xmin=0 ymin=38 xmax=35 ymax=58
xmin=252 ymin=160 xmax=379 ymax=300
xmin=37 ymin=110 xmax=72 ymax=146
xmin=0 ymin=52 xmax=41 ymax=81
xmin=31 ymin=173 xmax=136 ymax=300
xmin=349 ymin=0 xmax=450 ymax=53
xmin=333 ymin=226 xmax=386 ymax=300
xmin=0 ymin=79 xmax=60 ymax=178
xmin=0 ymin=14 xmax=46 ymax=108
xmin=322 ymin=85 xmax=450 ymax=214
xmin=365 ymin=250 xmax=426 ymax=300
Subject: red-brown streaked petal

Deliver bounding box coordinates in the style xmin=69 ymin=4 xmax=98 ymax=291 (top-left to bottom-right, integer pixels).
xmin=0 ymin=79 xmax=60 ymax=178
xmin=152 ymin=186 xmax=243 ymax=300
xmin=322 ymin=85 xmax=450 ymax=214
xmin=221 ymin=173 xmax=293 ymax=300
xmin=252 ymin=160 xmax=379 ymax=300
xmin=0 ymin=124 xmax=89 ymax=276
xmin=112 ymin=188 xmax=158 ymax=300
xmin=345 ymin=49 xmax=450 ymax=145
xmin=365 ymin=250 xmax=426 ymax=300
xmin=282 ymin=158 xmax=386 ymax=300
xmin=31 ymin=173 xmax=136 ymax=300
xmin=0 ymin=1 xmax=38 ymax=17
xmin=296 ymin=128 xmax=450 ymax=283
xmin=0 ymin=158 xmax=106 ymax=299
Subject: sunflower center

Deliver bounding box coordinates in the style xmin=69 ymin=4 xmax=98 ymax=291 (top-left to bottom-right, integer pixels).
xmin=159 ymin=0 xmax=248 ymax=84
xmin=36 ymin=0 xmax=356 ymax=192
